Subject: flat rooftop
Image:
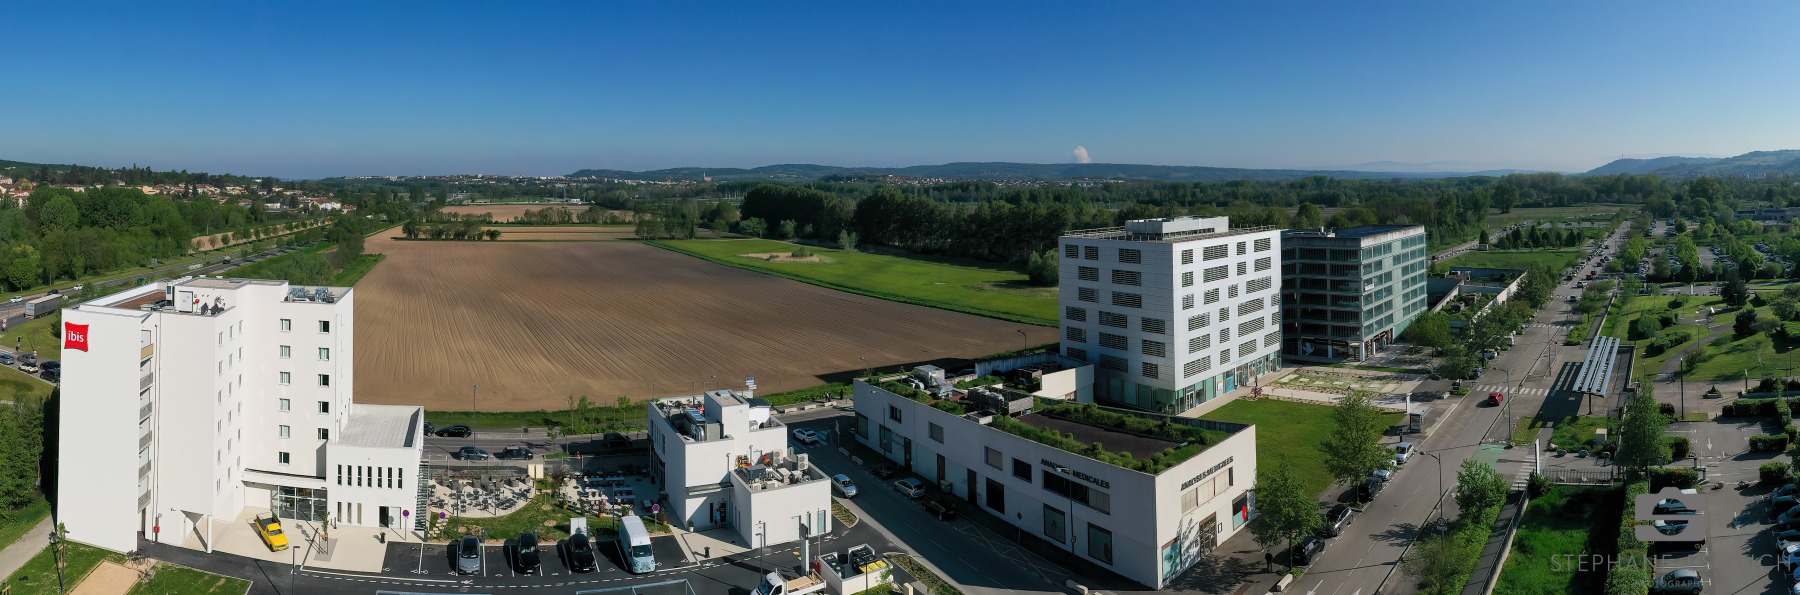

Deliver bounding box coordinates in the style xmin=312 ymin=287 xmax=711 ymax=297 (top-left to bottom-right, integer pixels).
xmin=340 ymin=404 xmax=422 ymax=448
xmin=1284 ymin=225 xmax=1422 ymax=240
xmin=1012 ymin=414 xmax=1180 ymax=459
xmin=1063 ymin=224 xmax=1278 ymax=244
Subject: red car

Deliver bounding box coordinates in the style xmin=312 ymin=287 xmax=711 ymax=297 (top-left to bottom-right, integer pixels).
xmin=1485 ymin=392 xmax=1504 ymax=406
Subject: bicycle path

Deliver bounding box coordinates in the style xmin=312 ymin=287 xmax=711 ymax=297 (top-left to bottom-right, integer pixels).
xmin=0 ymin=517 xmax=54 ymax=584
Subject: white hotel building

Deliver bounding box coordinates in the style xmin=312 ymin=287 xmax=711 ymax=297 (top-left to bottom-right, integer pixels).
xmin=1059 ymin=217 xmax=1284 ymax=414
xmin=647 ymin=390 xmax=832 ymax=548
xmin=59 ymin=277 xmax=424 ymax=553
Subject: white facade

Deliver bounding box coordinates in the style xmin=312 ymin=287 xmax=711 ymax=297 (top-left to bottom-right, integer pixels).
xmin=60 ymin=277 xmax=422 ymax=553
xmin=1059 ymin=217 xmax=1284 ymax=413
xmin=647 ymin=390 xmax=831 ymax=547
xmin=854 ymin=380 xmax=1256 ymax=589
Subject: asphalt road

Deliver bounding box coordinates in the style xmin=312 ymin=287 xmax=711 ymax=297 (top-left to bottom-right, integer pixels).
xmin=1298 ymin=223 xmax=1630 ymax=595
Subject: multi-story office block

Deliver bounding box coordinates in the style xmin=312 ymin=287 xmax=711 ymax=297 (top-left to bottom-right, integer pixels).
xmin=647 ymin=390 xmax=832 ymax=548
xmin=59 ymin=277 xmax=423 ymax=553
xmin=1059 ymin=217 xmax=1284 ymax=414
xmin=1280 ymin=225 xmax=1429 ymax=361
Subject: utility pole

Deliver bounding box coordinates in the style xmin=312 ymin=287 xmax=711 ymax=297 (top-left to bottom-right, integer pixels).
xmin=471 ymin=384 xmax=478 ymax=428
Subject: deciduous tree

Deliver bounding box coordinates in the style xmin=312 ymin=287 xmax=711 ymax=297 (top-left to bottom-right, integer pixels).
xmin=1320 ymin=391 xmax=1394 ymax=488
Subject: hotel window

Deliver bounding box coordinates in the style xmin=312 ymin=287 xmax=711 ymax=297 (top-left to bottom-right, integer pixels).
xmin=337 ymin=465 xmax=343 ymax=485
xmin=1255 ymin=257 xmax=1272 ymax=272
xmin=1098 ymin=311 xmax=1127 ymax=328
xmin=1220 ymin=328 xmax=1231 ymax=342
xmin=1236 ymin=241 xmax=1247 ymax=255
xmin=1265 ymin=331 xmax=1281 ymax=347
xmin=1203 ymin=245 xmax=1227 ymax=260
xmin=280 ymin=345 xmax=291 ymax=358
xmin=889 ymin=405 xmax=903 ymax=422
xmin=1228 ymin=285 xmax=1239 ymax=298
xmin=1065 ymin=327 xmax=1087 ymax=343
xmin=1064 ymin=244 xmax=1079 ymax=259
xmin=1111 ymin=292 xmax=1141 ymax=308
xmin=1078 ymin=266 xmax=1098 ymax=281
xmin=1181 ymin=271 xmax=1194 ymax=287
xmin=1203 ymin=266 xmax=1227 ymax=282
xmin=318 ymin=401 xmax=330 ymax=414
xmin=1111 ymin=270 xmax=1141 ymax=286
xmin=1141 ymin=362 xmax=1159 ymax=379
xmin=279 ymin=398 xmax=290 ymax=412
xmin=1078 ymin=287 xmax=1098 ymax=302
xmin=1087 ymin=524 xmax=1114 ymax=564
xmin=1219 ymin=307 xmax=1230 ymax=323
xmin=318 ymin=374 xmax=330 ymax=387
xmin=1098 ymin=333 xmax=1126 ymax=350
xmin=1189 ymin=334 xmax=1211 ymax=353
xmin=318 ymin=348 xmax=330 ymax=361
xmin=1141 ymin=340 xmax=1166 ymax=357
xmin=279 ymin=372 xmax=291 ymax=385
xmin=1237 ymin=262 xmax=1247 ymax=276
xmin=280 ymin=319 xmax=291 ymax=332
xmin=1181 ymin=249 xmax=1194 ymax=264
xmin=1187 ymin=313 xmax=1210 ymax=331
xmin=278 ymin=452 xmax=290 ymax=466
xmin=1118 ymin=248 xmax=1141 ymax=264
xmin=1083 ymin=246 xmax=1099 ymax=260
xmin=1182 ymin=294 xmax=1195 ymax=310
xmin=1184 ymin=356 xmax=1211 ymax=377
xmin=1204 ymin=288 xmax=1219 ymax=304
xmin=218 ymin=332 xmax=223 ymax=345
xmin=279 ymin=425 xmax=290 ymax=438
xmin=1240 ymin=341 xmax=1258 ymax=358
xmin=1013 ymin=459 xmax=1033 ymax=480
xmin=1255 ymin=238 xmax=1271 ymax=252
xmin=1247 ymin=276 xmax=1272 ymax=293
xmin=1065 ymin=306 xmax=1087 ymax=322
xmin=929 ymin=423 xmax=943 ymax=443
xmin=985 ymin=447 xmax=1003 ymax=469
xmin=318 ymin=428 xmax=329 ymax=441
xmin=319 ymin=320 xmax=331 ymax=333
xmin=1141 ymin=318 xmax=1166 ymax=334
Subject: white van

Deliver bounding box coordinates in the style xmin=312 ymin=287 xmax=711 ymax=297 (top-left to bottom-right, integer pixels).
xmin=618 ymin=515 xmax=656 ymax=573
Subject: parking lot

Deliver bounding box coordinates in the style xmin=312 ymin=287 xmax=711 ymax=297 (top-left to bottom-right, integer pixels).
xmin=1663 ymin=416 xmax=1795 ymax=593
xmin=381 ymin=529 xmax=688 ymax=578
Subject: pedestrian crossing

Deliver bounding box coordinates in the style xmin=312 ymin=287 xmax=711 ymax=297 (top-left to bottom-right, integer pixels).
xmin=1509 ymin=459 xmax=1534 ymax=491
xmin=1473 ymin=384 xmax=1552 ymax=396
xmin=1524 ymin=323 xmax=1560 ymax=329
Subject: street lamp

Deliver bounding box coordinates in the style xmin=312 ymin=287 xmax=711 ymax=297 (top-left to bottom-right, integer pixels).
xmin=1053 ymin=466 xmax=1078 ymax=553
xmin=1418 ymin=450 xmax=1449 ymax=534
xmin=1017 ymin=329 xmax=1028 ymax=352
xmin=471 ymin=384 xmax=479 ymax=429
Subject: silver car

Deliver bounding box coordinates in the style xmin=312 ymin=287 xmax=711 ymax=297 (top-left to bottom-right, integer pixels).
xmin=832 ymin=474 xmax=858 ymax=498
xmin=456 ymin=535 xmax=481 ymax=574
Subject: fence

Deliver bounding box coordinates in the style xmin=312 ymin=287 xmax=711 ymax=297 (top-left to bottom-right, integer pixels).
xmin=1540 ymin=467 xmax=1617 ymax=485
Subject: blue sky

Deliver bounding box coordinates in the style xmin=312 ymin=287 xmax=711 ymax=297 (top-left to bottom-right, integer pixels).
xmin=1 ymin=1 xmax=1796 ymax=179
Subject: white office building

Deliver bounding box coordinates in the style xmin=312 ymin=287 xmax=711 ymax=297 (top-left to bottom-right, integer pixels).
xmin=854 ymin=378 xmax=1257 ymax=589
xmin=647 ymin=390 xmax=832 ymax=548
xmin=59 ymin=277 xmax=424 ymax=553
xmin=1059 ymin=217 xmax=1284 ymax=414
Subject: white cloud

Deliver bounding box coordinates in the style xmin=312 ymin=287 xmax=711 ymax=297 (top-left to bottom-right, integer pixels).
xmin=1072 ymin=145 xmax=1092 ymax=164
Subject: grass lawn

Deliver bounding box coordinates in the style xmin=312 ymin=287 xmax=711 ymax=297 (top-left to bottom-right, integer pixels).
xmin=433 ymin=490 xmax=670 ymax=542
xmin=425 ymin=405 xmax=644 ymax=433
xmin=1 ymin=312 xmax=59 ymax=361
xmin=128 ymin=563 xmax=251 ymax=595
xmin=1494 ymin=485 xmax=1621 ymax=595
xmin=650 ymin=239 xmax=1057 ymax=326
xmin=0 ymin=365 xmax=53 ymax=404
xmin=331 ymin=253 xmax=386 ymax=285
xmin=1202 ymin=399 xmax=1403 ymax=499
xmin=1488 ymin=206 xmax=1630 ymax=225
xmin=1443 ymin=249 xmax=1583 ymax=273
xmin=1546 ymin=416 xmax=1612 ymax=451
xmin=1633 ymin=323 xmax=1711 ymax=373
xmin=1 ymin=541 xmax=125 ymax=595
xmin=0 ymin=498 xmax=50 ymax=553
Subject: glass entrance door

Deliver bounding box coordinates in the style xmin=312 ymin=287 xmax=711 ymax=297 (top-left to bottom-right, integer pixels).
xmin=272 ymin=487 xmax=328 ymax=521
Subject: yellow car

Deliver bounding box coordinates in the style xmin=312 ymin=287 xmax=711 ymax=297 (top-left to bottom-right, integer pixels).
xmin=254 ymin=514 xmax=289 ymax=552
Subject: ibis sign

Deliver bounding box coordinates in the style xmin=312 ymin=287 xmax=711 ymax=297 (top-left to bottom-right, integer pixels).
xmin=64 ymin=322 xmax=89 ymax=352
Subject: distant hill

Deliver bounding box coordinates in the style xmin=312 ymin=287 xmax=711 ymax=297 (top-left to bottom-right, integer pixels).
xmin=569 ymin=162 xmax=1521 ymax=182
xmin=1586 ymin=150 xmax=1800 ymax=176
xmin=1585 ymin=156 xmax=1720 ymax=175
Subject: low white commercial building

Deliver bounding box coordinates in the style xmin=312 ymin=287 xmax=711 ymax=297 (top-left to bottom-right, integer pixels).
xmin=59 ymin=277 xmax=424 ymax=553
xmin=648 ymin=390 xmax=832 ymax=548
xmin=855 ymin=378 xmax=1256 ymax=589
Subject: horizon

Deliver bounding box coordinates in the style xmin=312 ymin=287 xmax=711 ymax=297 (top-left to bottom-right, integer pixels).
xmin=2 ymin=1 xmax=1797 ymax=179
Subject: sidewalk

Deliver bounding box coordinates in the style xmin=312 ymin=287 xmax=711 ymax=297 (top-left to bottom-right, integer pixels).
xmin=0 ymin=517 xmax=54 ymax=583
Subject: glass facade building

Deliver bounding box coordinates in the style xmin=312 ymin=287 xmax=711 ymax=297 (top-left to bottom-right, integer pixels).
xmin=1279 ymin=226 xmax=1428 ymax=361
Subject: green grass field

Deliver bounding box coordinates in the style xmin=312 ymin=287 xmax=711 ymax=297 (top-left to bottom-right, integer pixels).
xmin=1493 ymin=485 xmax=1620 ymax=595
xmin=0 ymin=498 xmax=49 ymax=553
xmin=127 ymin=563 xmax=251 ymax=595
xmin=1443 ymin=249 xmax=1583 ymax=272
xmin=1488 ymin=205 xmax=1629 ymax=226
xmin=2 ymin=541 xmax=125 ymax=595
xmin=1202 ymin=399 xmax=1402 ymax=499
xmin=1 ymin=312 xmax=59 ymax=361
xmin=1546 ymin=416 xmax=1612 ymax=451
xmin=0 ymin=365 xmax=53 ymax=404
xmin=649 ymin=239 xmax=1058 ymax=326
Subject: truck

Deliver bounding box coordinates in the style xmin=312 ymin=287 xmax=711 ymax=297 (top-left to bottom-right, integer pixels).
xmin=755 ymin=544 xmax=892 ymax=595
xmin=753 ymin=571 xmax=827 ymax=595
xmin=25 ymin=295 xmax=61 ymax=319
xmin=617 ymin=515 xmax=656 ymax=573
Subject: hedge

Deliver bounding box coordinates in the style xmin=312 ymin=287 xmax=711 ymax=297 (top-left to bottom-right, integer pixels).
xmin=1604 ymin=481 xmax=1654 ymax=595
xmin=1751 ymin=435 xmax=1791 ymax=452
xmin=1666 ymin=436 xmax=1690 ymax=460
xmin=1763 ymin=461 xmax=1794 ymax=485
xmin=1725 ymin=397 xmax=1800 ymax=417
xmin=1649 ymin=467 xmax=1699 ymax=491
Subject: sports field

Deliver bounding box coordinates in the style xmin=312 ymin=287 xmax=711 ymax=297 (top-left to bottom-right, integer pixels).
xmin=652 ymin=239 xmax=1058 ymax=325
xmin=352 ymin=234 xmax=1054 ymax=410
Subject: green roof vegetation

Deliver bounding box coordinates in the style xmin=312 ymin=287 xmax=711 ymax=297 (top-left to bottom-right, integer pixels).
xmin=988 ymin=403 xmax=1235 ymax=474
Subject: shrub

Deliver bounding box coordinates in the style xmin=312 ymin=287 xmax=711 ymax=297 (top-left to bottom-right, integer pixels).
xmin=1527 ymin=473 xmax=1552 ymax=498
xmin=1667 ymin=436 xmax=1690 ymax=460
xmin=1658 ymin=403 xmax=1675 ymax=417
xmin=1649 ymin=467 xmax=1699 ymax=491
xmin=1789 ymin=423 xmax=1799 ymax=442
xmin=1605 ymin=481 xmax=1653 ymax=595
xmin=1762 ymin=461 xmax=1794 ymax=485
xmin=1727 ymin=399 xmax=1774 ymax=417
xmin=1751 ymin=435 xmax=1791 ymax=452
xmin=790 ymin=247 xmax=814 ymax=258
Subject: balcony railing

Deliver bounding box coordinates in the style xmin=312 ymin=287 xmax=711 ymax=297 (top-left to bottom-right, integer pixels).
xmin=139 ymin=461 xmax=152 ymax=479
xmin=141 ymin=343 xmax=154 ymax=360
xmin=139 ymin=372 xmax=154 ymax=391
xmin=138 ymin=431 xmax=153 ymax=451
xmin=138 ymin=490 xmax=151 ymax=509
xmin=139 ymin=401 xmax=152 ymax=420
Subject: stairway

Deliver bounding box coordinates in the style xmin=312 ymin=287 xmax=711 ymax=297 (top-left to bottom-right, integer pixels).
xmin=414 ymin=458 xmax=431 ymax=531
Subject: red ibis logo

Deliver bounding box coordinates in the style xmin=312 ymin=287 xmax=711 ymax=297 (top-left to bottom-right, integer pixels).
xmin=64 ymin=322 xmax=89 ymax=352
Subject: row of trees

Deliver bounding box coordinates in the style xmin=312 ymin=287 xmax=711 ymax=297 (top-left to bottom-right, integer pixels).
xmin=401 ymin=216 xmax=502 ymax=241
xmin=0 ymin=391 xmax=49 ymax=522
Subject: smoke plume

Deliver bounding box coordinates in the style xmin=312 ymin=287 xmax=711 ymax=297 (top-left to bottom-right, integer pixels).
xmin=1072 ymin=146 xmax=1093 ymax=164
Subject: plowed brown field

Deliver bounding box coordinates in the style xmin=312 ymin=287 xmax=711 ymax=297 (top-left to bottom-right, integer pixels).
xmin=442 ymin=204 xmax=640 ymax=222
xmin=483 ymin=226 xmax=637 ymax=241
xmin=353 ymin=234 xmax=1056 ymax=410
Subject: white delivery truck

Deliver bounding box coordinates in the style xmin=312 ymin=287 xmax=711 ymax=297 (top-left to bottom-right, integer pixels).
xmin=617 ymin=515 xmax=656 ymax=574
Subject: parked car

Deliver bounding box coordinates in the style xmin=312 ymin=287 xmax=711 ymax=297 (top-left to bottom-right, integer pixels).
xmin=1290 ymin=536 xmax=1326 ymax=565
xmin=71 ymin=284 xmax=84 ymax=292
xmin=1393 ymin=442 xmax=1416 ymax=465
xmin=1451 ymin=379 xmax=1463 ymax=391
xmin=1654 ymin=498 xmax=1698 ymax=516
xmin=0 ymin=354 xmax=13 ymax=366
xmin=869 ymin=463 xmax=898 ymax=479
xmin=515 ymin=532 xmax=541 ymax=574
xmin=495 ymin=447 xmax=534 ymax=460
xmin=1650 ymin=568 xmax=1702 ymax=594
xmin=1317 ymin=504 xmax=1354 ymax=537
xmin=601 ymin=433 xmax=633 ymax=448
xmin=1772 ymin=483 xmax=1799 ymax=500
xmin=831 ymin=474 xmax=858 ymax=498
xmin=6 ymin=296 xmax=17 ymax=303
xmin=922 ymin=496 xmax=958 ymax=521
xmin=792 ymin=429 xmax=822 ymax=446
xmin=18 ymin=355 xmax=38 ymax=373
xmin=456 ymin=535 xmax=482 ymax=574
xmin=1773 ymin=495 xmax=1800 ymax=516
xmin=40 ymin=369 xmax=58 ymax=383
xmin=423 ymin=421 xmax=435 ymax=436
xmin=254 ymin=514 xmax=289 ymax=552
xmin=41 ymin=361 xmax=58 ymax=373
xmin=1485 ymin=392 xmax=1505 ymax=407
xmin=893 ymin=478 xmax=926 ymax=499
xmin=435 ymin=425 xmax=473 ymax=438
xmin=457 ymin=446 xmax=491 ymax=461
xmin=1774 ymin=529 xmax=1800 ymax=551
xmin=1357 ymin=476 xmax=1386 ymax=502
xmin=1773 ymin=518 xmax=1800 ymax=533
xmin=567 ymin=532 xmax=598 ymax=573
